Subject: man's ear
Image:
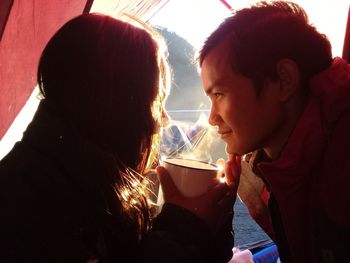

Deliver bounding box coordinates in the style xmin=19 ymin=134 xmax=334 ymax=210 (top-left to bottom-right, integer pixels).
xmin=277 ymin=59 xmax=301 ymax=101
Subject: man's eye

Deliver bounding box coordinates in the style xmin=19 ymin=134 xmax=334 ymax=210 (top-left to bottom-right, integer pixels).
xmin=214 ymin=93 xmax=223 ymax=98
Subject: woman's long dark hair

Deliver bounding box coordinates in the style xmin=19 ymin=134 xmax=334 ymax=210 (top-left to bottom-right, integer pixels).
xmin=38 ymin=13 xmax=170 ymax=237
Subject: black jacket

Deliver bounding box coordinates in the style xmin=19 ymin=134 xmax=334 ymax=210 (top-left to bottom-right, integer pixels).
xmin=0 ymin=101 xmax=234 ymax=263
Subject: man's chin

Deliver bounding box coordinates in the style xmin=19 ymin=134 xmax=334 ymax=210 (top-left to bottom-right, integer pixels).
xmin=225 ymin=144 xmax=236 ymax=155
xmin=225 ymin=143 xmax=248 ymax=156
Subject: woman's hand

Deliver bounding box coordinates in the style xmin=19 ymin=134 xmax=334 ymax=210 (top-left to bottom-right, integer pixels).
xmin=156 ymin=161 xmax=239 ymax=230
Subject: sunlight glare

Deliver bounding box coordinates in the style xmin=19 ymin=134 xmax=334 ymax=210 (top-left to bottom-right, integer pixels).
xmin=150 ymin=0 xmax=231 ymax=49
xmin=219 ymin=176 xmax=226 ymax=183
xmin=150 ymin=0 xmax=349 ymax=57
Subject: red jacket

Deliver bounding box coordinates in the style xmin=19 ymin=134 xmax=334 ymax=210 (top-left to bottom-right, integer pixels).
xmin=239 ymin=58 xmax=350 ymax=262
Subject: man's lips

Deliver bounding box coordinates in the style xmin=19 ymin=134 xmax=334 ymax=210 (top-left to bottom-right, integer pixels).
xmin=218 ymin=130 xmax=232 ymax=138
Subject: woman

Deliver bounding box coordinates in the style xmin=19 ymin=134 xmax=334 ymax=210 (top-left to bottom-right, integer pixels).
xmin=0 ymin=13 xmax=236 ymax=262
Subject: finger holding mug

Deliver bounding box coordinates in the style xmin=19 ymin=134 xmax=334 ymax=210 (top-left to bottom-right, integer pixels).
xmin=156 ymin=158 xmax=233 ymax=228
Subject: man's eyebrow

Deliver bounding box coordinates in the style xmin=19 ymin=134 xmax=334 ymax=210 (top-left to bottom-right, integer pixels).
xmin=204 ymin=85 xmax=214 ymax=95
xmin=204 ymin=81 xmax=220 ymax=95
xmin=205 ymin=77 xmax=230 ymax=95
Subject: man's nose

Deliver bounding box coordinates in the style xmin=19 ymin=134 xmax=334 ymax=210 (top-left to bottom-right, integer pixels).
xmin=208 ymin=107 xmax=220 ymax=126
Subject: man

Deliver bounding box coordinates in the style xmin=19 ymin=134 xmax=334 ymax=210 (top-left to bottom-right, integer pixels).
xmin=199 ymin=1 xmax=350 ymax=262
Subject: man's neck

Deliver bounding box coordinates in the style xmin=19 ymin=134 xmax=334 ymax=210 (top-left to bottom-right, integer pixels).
xmin=264 ymin=91 xmax=309 ymax=160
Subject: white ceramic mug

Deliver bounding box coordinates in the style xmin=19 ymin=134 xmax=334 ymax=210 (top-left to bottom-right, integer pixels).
xmin=161 ymin=158 xmax=220 ymax=198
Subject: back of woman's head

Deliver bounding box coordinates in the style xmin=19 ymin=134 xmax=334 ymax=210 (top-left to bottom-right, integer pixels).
xmin=200 ymin=1 xmax=332 ymax=92
xmin=38 ymin=13 xmax=169 ymax=172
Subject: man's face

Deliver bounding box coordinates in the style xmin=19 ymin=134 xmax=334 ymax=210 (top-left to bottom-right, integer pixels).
xmin=201 ymin=41 xmax=285 ymax=156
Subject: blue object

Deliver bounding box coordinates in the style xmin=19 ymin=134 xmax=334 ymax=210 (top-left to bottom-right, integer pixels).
xmin=253 ymin=244 xmax=279 ymax=263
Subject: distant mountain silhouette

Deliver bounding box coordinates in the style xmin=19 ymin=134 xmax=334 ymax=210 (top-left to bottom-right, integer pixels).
xmin=156 ymin=27 xmax=211 ymax=113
